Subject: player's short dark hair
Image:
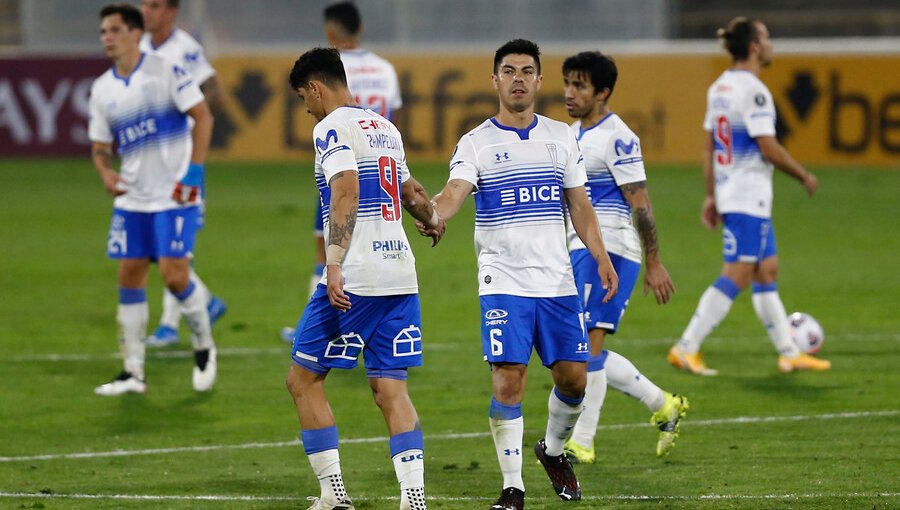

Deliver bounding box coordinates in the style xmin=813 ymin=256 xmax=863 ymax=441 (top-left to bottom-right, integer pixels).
xmin=100 ymin=3 xmax=144 ymax=31
xmin=289 ymin=47 xmax=348 ymax=90
xmin=323 ymin=2 xmax=361 ymax=35
xmin=494 ymin=39 xmax=541 ymax=74
xmin=167 ymin=0 xmax=179 ymax=8
xmin=718 ymin=17 xmax=761 ymax=61
xmin=563 ymin=51 xmax=618 ymax=99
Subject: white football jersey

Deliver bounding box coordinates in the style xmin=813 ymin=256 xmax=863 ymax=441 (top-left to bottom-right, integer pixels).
xmin=450 ymin=114 xmax=587 ymax=298
xmin=340 ymin=49 xmax=402 ymax=121
xmin=703 ymin=69 xmax=777 ymax=218
xmin=140 ymin=29 xmax=215 ymax=85
xmin=567 ymin=113 xmax=645 ymax=263
xmin=88 ymin=52 xmax=204 ymax=212
xmin=313 ymin=106 xmax=417 ymax=296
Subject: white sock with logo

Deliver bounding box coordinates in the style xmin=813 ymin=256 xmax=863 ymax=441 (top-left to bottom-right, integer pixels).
xmin=544 ymin=387 xmax=584 ymax=457
xmin=605 ymin=350 xmax=666 ymax=411
xmin=678 ymin=277 xmax=740 ymax=353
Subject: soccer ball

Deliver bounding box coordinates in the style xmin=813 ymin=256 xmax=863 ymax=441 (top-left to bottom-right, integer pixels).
xmin=788 ymin=312 xmax=824 ymax=354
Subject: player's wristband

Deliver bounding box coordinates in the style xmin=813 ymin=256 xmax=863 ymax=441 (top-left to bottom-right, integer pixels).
xmin=427 ymin=208 xmax=440 ymax=228
xmin=181 ymin=162 xmax=205 ymax=187
xmin=325 ymin=244 xmax=346 ymax=266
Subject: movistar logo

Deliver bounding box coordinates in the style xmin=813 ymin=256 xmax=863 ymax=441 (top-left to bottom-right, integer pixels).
xmin=315 ymin=129 xmax=339 ymax=152
xmin=614 ymin=138 xmax=639 ymax=156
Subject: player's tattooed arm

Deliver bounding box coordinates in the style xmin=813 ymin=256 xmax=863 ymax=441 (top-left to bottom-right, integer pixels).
xmin=91 ymin=142 xmax=125 ymax=196
xmin=327 ymin=170 xmax=360 ymax=250
xmin=403 ymin=176 xmax=445 ymax=246
xmin=621 ymin=181 xmax=659 ymax=258
xmin=621 ymin=180 xmax=675 ymax=304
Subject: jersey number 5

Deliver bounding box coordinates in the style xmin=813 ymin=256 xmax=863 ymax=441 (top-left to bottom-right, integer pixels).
xmin=714 ymin=115 xmax=733 ymax=166
xmin=378 ymin=155 xmax=402 ymax=222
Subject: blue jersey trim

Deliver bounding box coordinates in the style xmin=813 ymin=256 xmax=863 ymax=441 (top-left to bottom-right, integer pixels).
xmin=490 ymin=115 xmax=538 ymax=140
xmin=577 ymin=112 xmax=615 ymax=140
xmin=111 ymin=53 xmax=146 ymax=87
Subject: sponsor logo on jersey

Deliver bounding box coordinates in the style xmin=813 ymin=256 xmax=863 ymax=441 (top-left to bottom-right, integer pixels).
xmin=116 ymin=118 xmax=158 ymax=147
xmin=614 ymin=138 xmax=639 ymax=156
xmin=315 ymin=129 xmax=338 ymax=152
xmin=754 ymin=94 xmax=767 ymax=106
xmin=500 ymin=184 xmax=561 ymax=206
xmin=495 ymin=151 xmax=510 ymax=162
xmin=485 ymin=308 xmax=508 ymax=326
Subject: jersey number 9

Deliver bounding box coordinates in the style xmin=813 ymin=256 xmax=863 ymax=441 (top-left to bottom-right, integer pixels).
xmin=714 ymin=115 xmax=733 ymax=166
xmin=378 ymin=155 xmax=402 ymax=222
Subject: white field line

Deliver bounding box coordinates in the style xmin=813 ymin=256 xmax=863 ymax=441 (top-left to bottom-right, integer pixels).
xmin=0 ymin=491 xmax=897 ymax=502
xmin=1 ymin=410 xmax=896 ymax=463
xmin=8 ymin=332 xmax=900 ymax=363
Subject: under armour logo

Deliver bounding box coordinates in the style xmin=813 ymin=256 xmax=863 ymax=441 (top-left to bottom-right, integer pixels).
xmin=495 ymin=152 xmax=510 ymax=162
xmin=503 ymin=448 xmax=521 ymax=456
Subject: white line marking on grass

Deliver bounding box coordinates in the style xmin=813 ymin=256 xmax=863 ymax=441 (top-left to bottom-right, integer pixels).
xmin=9 ymin=332 xmax=897 ymax=363
xmin=0 ymin=491 xmax=896 ymax=502
xmin=1 ymin=410 xmax=896 ymax=463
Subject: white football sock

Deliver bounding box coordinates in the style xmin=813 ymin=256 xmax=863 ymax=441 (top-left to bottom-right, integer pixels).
xmin=605 ymin=350 xmax=666 ymax=412
xmin=570 ymin=368 xmax=606 ymax=447
xmin=678 ymin=285 xmax=736 ymax=353
xmin=489 ymin=416 xmax=524 ymax=491
xmin=117 ymin=301 xmax=147 ymax=380
xmin=544 ymin=388 xmax=583 ymax=457
xmin=392 ymin=450 xmax=426 ymax=509
xmin=175 ymin=283 xmax=214 ymax=351
xmin=308 ymin=449 xmax=348 ymax=502
xmin=159 ymin=289 xmax=181 ymax=329
xmin=752 ymin=289 xmax=801 ymax=357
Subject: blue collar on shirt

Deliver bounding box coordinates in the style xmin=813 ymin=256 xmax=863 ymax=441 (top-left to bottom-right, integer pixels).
xmin=490 ymin=115 xmax=538 ymax=140
xmin=112 ymin=53 xmax=146 ymax=86
xmin=577 ymin=112 xmax=615 ymax=140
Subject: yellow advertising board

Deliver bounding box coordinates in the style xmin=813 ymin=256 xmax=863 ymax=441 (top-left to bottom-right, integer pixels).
xmin=209 ymin=53 xmax=900 ymax=166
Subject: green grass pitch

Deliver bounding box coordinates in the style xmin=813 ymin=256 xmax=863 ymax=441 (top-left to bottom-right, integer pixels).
xmin=0 ymin=159 xmax=897 ymax=509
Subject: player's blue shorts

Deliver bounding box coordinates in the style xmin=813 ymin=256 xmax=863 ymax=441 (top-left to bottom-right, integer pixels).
xmin=107 ymin=206 xmax=200 ymax=259
xmin=722 ymin=213 xmax=777 ymax=263
xmin=479 ymin=294 xmax=589 ymax=367
xmin=291 ymin=285 xmax=423 ymax=373
xmin=571 ymin=249 xmax=641 ymax=333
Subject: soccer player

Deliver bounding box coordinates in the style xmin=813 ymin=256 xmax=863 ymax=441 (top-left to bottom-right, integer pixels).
xmin=285 ymin=47 xmax=444 ymax=510
xmin=668 ymin=17 xmax=831 ymax=375
xmin=424 ymin=39 xmax=618 ymax=509
xmin=282 ymin=1 xmax=405 ymax=343
xmin=558 ymin=51 xmax=688 ymax=462
xmin=139 ymin=0 xmax=227 ymax=347
xmin=89 ymin=3 xmax=217 ymax=395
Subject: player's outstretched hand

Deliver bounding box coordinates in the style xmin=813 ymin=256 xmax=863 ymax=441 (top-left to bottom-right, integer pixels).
xmin=326 ymin=265 xmax=351 ymax=311
xmin=802 ymin=172 xmax=818 ymax=197
xmin=597 ymin=255 xmax=619 ymax=304
xmin=644 ymin=261 xmax=675 ymax=304
xmin=700 ymin=195 xmax=719 ymax=230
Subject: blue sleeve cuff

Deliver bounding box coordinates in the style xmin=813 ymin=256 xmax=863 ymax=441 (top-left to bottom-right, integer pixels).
xmin=181 ymin=162 xmax=205 ymax=187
